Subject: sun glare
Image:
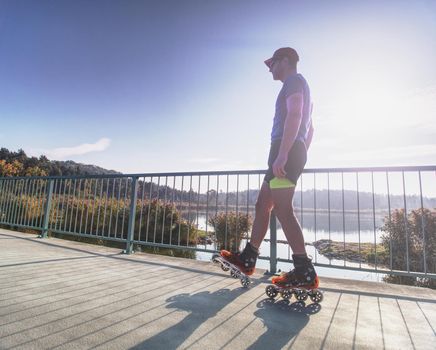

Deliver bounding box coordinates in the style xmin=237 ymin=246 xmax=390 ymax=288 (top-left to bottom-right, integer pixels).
xmin=333 ymin=76 xmax=406 ymax=149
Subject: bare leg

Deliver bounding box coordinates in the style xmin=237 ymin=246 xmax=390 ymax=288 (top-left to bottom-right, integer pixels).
xmin=270 ymin=186 xmax=306 ymax=255
xmin=249 ymin=181 xmax=274 ymax=250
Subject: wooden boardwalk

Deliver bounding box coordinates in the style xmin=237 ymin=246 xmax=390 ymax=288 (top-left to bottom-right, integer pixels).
xmin=0 ymin=229 xmax=435 ymax=350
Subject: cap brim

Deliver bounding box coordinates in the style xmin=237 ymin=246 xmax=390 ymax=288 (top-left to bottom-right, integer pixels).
xmin=264 ymin=57 xmax=273 ymax=68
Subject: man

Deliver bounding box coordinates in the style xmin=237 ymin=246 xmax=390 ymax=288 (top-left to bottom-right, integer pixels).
xmin=220 ymin=47 xmax=317 ymax=288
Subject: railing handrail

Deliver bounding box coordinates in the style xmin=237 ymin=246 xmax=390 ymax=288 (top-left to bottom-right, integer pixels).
xmin=1 ymin=164 xmax=435 ymax=181
xmin=1 ymin=164 xmax=435 ymax=281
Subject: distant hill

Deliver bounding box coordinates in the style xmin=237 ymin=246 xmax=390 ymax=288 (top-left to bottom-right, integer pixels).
xmin=2 ymin=147 xmax=435 ymax=211
xmin=145 ymin=185 xmax=436 ymax=211
xmin=0 ymin=147 xmax=121 ymax=177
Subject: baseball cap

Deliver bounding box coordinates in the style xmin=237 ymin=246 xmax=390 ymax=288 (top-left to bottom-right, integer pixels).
xmin=264 ymin=47 xmax=299 ymax=68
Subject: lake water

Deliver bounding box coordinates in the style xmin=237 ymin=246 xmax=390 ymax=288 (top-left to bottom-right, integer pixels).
xmin=191 ymin=212 xmax=388 ymax=282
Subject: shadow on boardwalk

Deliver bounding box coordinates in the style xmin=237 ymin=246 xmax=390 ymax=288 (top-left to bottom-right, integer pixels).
xmin=131 ymin=289 xmax=320 ymax=350
xmin=248 ymin=298 xmax=321 ymax=349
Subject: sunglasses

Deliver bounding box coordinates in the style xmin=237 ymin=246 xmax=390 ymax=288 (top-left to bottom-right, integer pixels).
xmin=269 ymin=57 xmax=283 ymax=68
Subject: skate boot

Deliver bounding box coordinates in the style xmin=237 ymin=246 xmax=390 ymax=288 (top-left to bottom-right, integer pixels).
xmin=212 ymin=242 xmax=259 ymax=288
xmin=265 ymin=254 xmax=323 ymax=303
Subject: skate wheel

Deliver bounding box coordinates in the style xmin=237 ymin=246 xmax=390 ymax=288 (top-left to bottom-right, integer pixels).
xmin=212 ymin=254 xmax=220 ymax=263
xmin=265 ymin=285 xmax=278 ymax=299
xmin=309 ymin=290 xmax=323 ymax=303
xmin=240 ymin=277 xmax=250 ymax=288
xmin=280 ymin=289 xmax=292 ymax=300
xmin=230 ymin=269 xmax=239 ymax=279
xmin=221 ymin=263 xmax=230 ymax=272
xmin=295 ymin=290 xmax=308 ymax=301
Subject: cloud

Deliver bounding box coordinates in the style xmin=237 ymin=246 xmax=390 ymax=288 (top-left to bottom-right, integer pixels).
xmin=30 ymin=138 xmax=111 ymax=160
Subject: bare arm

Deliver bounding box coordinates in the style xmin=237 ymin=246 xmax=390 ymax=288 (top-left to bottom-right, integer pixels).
xmin=306 ymin=123 xmax=314 ymax=150
xmin=305 ymin=102 xmax=314 ymax=150
xmin=272 ymin=92 xmax=303 ymax=178
xmin=278 ymin=93 xmax=303 ymax=157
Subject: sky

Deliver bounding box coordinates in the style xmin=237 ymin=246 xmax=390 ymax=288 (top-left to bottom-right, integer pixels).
xmin=0 ymin=0 xmax=435 ymax=174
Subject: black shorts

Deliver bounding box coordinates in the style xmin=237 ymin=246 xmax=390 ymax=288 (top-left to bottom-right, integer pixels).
xmin=264 ymin=139 xmax=307 ymax=185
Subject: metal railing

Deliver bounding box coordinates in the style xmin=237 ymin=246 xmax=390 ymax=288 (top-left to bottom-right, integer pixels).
xmin=0 ymin=165 xmax=435 ymax=280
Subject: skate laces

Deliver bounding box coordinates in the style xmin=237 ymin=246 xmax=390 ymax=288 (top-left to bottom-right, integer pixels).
xmin=235 ymin=243 xmax=258 ymax=265
xmin=273 ymin=265 xmax=316 ymax=286
xmin=222 ymin=250 xmax=245 ymax=265
xmin=272 ymin=269 xmax=296 ymax=284
xmin=222 ymin=243 xmax=258 ymax=271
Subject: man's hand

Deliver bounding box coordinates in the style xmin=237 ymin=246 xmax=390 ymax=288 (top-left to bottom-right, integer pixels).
xmin=272 ymin=154 xmax=288 ymax=178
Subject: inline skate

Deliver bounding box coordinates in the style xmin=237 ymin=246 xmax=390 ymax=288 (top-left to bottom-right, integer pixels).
xmin=212 ymin=242 xmax=258 ymax=288
xmin=265 ymin=254 xmax=323 ymax=303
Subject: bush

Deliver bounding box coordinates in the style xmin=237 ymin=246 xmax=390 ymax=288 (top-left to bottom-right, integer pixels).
xmin=381 ymin=208 xmax=436 ymax=288
xmin=53 ymin=197 xmax=198 ymax=247
xmin=0 ymin=187 xmax=197 ymax=244
xmin=208 ymin=211 xmax=252 ymax=251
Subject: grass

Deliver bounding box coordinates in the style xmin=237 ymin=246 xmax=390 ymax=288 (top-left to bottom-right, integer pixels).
xmin=313 ymin=239 xmax=389 ymax=265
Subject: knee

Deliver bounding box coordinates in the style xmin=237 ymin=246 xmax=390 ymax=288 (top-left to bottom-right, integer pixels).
xmin=255 ymin=198 xmax=273 ymax=214
xmin=273 ymin=202 xmax=295 ymax=217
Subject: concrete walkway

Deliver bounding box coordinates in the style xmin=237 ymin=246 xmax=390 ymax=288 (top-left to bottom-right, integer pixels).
xmin=0 ymin=229 xmax=435 ymax=350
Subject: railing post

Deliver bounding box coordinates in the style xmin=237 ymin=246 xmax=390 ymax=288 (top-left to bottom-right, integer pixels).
xmin=125 ymin=176 xmax=139 ymax=254
xmin=269 ymin=210 xmax=277 ymax=274
xmin=40 ymin=179 xmax=54 ymax=238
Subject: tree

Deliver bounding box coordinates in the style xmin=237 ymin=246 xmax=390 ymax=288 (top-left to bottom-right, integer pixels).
xmin=0 ymin=160 xmax=6 ymax=176
xmin=25 ymin=166 xmax=48 ymax=177
xmin=0 ymin=160 xmax=24 ymax=177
